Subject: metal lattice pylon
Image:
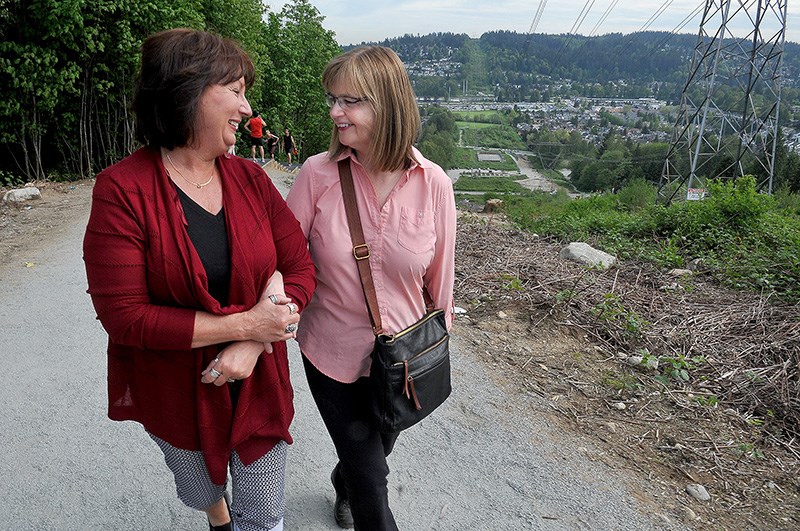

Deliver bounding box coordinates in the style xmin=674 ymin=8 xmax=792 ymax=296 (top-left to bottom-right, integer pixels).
xmin=659 ymin=0 xmax=787 ymax=202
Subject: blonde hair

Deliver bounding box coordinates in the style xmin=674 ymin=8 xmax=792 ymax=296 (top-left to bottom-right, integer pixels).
xmin=322 ymin=46 xmax=420 ymax=172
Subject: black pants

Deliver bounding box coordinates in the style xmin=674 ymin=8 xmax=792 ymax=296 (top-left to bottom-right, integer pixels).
xmin=302 ymin=355 xmax=400 ymax=531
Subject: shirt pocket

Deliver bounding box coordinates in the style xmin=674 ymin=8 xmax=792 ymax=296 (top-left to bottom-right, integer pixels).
xmin=397 ymin=206 xmax=436 ymax=254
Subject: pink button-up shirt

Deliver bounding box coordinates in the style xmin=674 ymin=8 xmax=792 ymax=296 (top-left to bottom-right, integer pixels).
xmin=286 ymin=148 xmax=456 ymax=383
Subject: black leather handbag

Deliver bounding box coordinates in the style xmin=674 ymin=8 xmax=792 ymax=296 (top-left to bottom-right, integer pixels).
xmin=338 ymin=160 xmax=452 ymax=433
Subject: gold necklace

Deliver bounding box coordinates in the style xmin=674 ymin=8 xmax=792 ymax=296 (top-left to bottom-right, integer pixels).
xmin=166 ymin=153 xmax=215 ymax=189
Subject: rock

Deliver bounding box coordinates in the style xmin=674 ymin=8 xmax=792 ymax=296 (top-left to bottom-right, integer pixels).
xmin=686 ymin=483 xmax=711 ymax=501
xmin=3 ymin=186 xmax=41 ymax=202
xmin=497 ymin=311 xmax=508 ymax=319
xmin=483 ymin=198 xmax=503 ymax=213
xmin=659 ymin=282 xmax=682 ymax=292
xmin=657 ymin=513 xmax=675 ymax=526
xmin=625 ymin=356 xmax=643 ymax=366
xmin=602 ymin=421 xmax=618 ymax=433
xmin=454 ymin=306 xmax=467 ymax=314
xmin=681 ymin=507 xmax=698 ymax=522
xmin=668 ymin=268 xmax=693 ymax=277
xmin=559 ymin=242 xmax=617 ymax=269
xmin=611 ymin=402 xmax=626 ymax=410
xmin=687 ymin=258 xmax=706 ymax=271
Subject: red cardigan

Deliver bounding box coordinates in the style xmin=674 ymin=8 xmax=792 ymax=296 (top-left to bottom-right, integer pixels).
xmin=83 ymin=147 xmax=315 ymax=483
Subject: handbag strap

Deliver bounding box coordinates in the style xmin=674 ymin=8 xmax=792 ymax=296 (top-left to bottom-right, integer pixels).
xmin=337 ymin=159 xmax=436 ymax=336
xmin=338 ymin=159 xmax=385 ymax=334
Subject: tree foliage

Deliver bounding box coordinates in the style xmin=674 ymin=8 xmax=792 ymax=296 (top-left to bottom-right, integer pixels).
xmin=418 ymin=106 xmax=458 ymax=170
xmin=261 ymin=0 xmax=339 ymax=160
xmin=0 ymin=0 xmax=339 ymax=182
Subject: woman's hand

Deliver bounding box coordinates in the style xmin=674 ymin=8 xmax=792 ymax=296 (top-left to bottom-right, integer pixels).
xmin=241 ymin=286 xmax=300 ymax=345
xmin=201 ymin=340 xmax=262 ymax=386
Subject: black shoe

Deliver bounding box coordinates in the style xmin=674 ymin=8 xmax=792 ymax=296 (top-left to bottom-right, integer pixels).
xmin=331 ymin=467 xmax=354 ymax=529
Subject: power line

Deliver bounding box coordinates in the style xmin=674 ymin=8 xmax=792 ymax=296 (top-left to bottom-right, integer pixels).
xmin=552 ymin=0 xmax=597 ymax=69
xmin=529 ymin=0 xmax=548 ymax=34
xmin=588 ymin=0 xmax=621 ymax=37
xmin=651 ymin=1 xmax=706 ymax=52
xmin=567 ymin=0 xmax=597 ymax=35
xmin=637 ymin=0 xmax=676 ymax=33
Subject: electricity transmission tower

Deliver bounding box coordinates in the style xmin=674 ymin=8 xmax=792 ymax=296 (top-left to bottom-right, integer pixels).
xmin=660 ymin=0 xmax=787 ymax=202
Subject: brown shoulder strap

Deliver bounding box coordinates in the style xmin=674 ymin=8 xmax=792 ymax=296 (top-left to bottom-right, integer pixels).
xmin=338 ymin=159 xmax=384 ymax=334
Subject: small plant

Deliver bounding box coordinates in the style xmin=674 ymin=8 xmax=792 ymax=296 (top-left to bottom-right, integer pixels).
xmin=654 ymin=354 xmax=706 ymax=384
xmin=499 ymin=274 xmax=524 ymax=291
xmin=555 ymin=289 xmax=576 ymax=303
xmin=0 ymin=169 xmax=24 ymax=188
xmin=735 ymin=442 xmax=765 ymax=460
xmin=601 ymin=370 xmax=641 ymax=392
xmin=593 ymin=293 xmax=626 ymax=321
xmin=592 ymin=293 xmax=649 ymax=336
xmin=694 ymin=394 xmax=720 ymax=407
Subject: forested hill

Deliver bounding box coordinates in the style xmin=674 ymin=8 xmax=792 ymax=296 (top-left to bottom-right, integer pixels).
xmin=348 ymin=31 xmax=800 ymax=104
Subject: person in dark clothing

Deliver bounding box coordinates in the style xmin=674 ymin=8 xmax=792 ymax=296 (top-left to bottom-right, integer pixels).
xmin=282 ymin=128 xmax=296 ymax=164
xmin=265 ymin=129 xmax=279 ymax=160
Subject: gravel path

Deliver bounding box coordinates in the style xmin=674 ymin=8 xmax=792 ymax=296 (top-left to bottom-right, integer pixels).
xmin=0 ymin=166 xmax=682 ymax=530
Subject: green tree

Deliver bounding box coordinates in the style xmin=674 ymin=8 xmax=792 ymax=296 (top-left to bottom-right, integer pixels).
xmin=0 ymin=0 xmax=260 ymax=180
xmin=261 ymin=0 xmax=339 ymax=160
xmin=418 ymin=107 xmax=457 ymax=169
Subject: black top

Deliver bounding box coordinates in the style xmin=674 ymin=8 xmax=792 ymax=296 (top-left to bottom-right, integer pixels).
xmin=175 ymin=185 xmax=243 ymax=403
xmin=175 ymin=185 xmax=231 ymax=306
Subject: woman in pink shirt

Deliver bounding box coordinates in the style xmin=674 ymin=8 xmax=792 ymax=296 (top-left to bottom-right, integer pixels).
xmin=286 ymin=46 xmax=456 ymax=530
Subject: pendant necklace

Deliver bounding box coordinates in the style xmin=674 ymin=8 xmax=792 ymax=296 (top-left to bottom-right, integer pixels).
xmin=166 ymin=153 xmax=215 ymax=189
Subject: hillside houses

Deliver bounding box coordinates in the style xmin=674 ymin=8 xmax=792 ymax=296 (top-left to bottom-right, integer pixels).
xmin=420 ymin=97 xmax=672 ymax=147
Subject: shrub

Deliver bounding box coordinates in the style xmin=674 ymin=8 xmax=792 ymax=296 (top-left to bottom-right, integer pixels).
xmin=617 ymin=178 xmax=657 ymax=212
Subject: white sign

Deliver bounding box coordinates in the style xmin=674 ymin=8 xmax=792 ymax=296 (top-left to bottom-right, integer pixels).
xmin=687 ymin=188 xmax=706 ymax=201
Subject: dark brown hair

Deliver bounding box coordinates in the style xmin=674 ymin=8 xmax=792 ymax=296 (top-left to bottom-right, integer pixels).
xmin=133 ymin=28 xmax=255 ymax=149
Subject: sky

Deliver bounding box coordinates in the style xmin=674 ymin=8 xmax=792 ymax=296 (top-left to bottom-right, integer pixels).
xmin=266 ymin=0 xmax=800 ymax=46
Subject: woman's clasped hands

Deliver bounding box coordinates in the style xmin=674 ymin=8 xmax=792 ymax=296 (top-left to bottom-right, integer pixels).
xmin=201 ymin=293 xmax=300 ymax=386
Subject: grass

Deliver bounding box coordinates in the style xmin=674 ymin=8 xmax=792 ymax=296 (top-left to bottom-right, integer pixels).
xmin=452 ymin=110 xmax=508 ymax=125
xmin=454 ymin=176 xmax=529 ymax=193
xmin=452 ymin=148 xmax=520 ymax=171
xmin=474 ymin=176 xmax=800 ymax=302
xmin=455 ymin=121 xmax=498 ymax=130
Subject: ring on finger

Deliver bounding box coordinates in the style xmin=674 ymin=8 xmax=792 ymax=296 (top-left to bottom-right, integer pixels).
xmin=286 ymin=302 xmax=298 ymax=315
xmin=285 ymin=323 xmax=297 ymax=334
xmin=212 ymin=356 xmax=220 ymax=365
xmin=209 ymin=368 xmax=222 ymax=379
xmin=227 ymin=378 xmax=236 ymax=383
xmin=268 ymin=294 xmax=279 ymax=304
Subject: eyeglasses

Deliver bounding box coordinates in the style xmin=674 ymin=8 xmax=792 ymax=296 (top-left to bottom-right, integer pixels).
xmin=325 ymin=93 xmax=369 ymax=109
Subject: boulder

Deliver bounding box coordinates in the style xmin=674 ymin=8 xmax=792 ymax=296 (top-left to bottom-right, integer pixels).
xmin=483 ymin=198 xmax=503 ymax=213
xmin=3 ymin=187 xmax=41 ymax=202
xmin=559 ymin=242 xmax=617 ymax=269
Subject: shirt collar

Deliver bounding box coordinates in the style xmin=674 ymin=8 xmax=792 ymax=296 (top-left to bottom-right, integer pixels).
xmin=333 ymin=147 xmax=425 ymax=172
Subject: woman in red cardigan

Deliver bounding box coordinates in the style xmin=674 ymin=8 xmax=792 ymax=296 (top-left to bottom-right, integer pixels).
xmin=83 ymin=29 xmax=315 ymax=531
